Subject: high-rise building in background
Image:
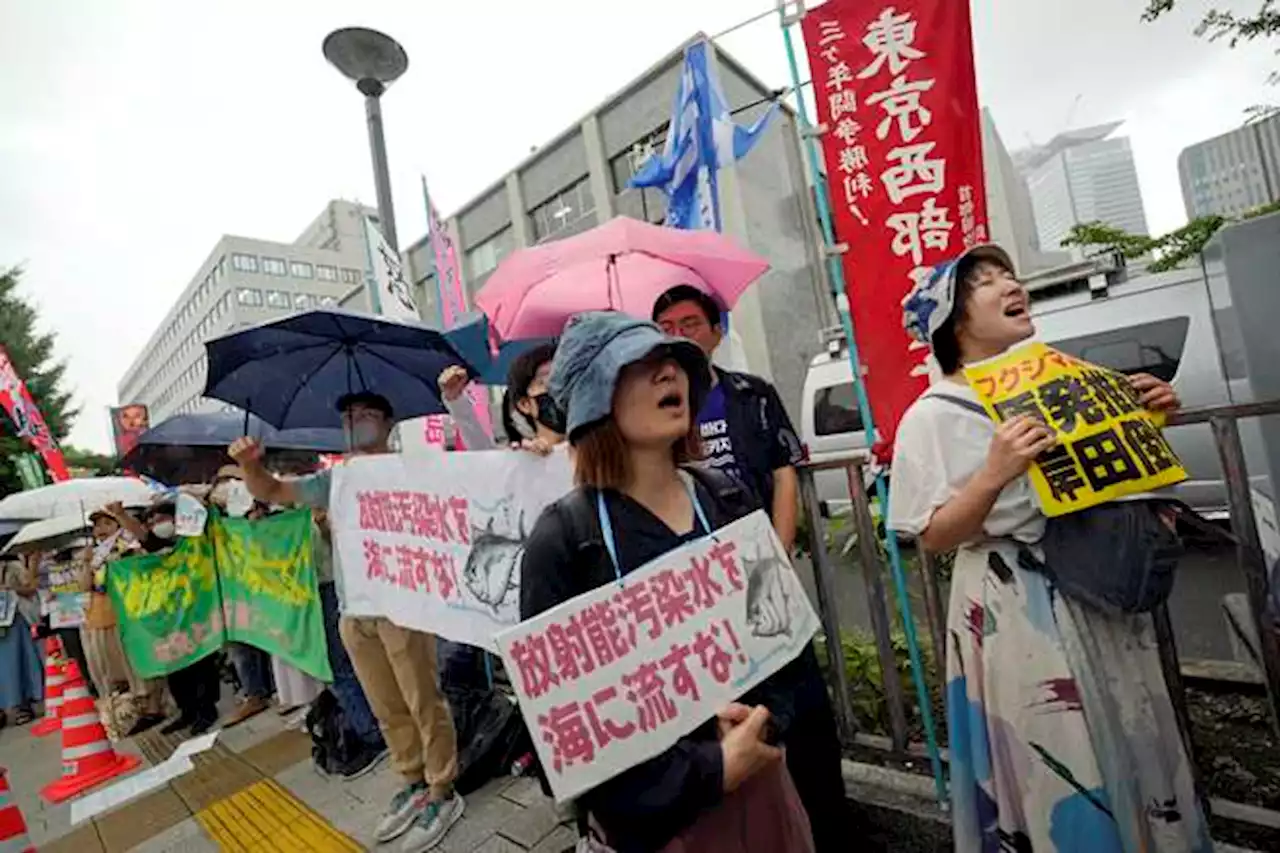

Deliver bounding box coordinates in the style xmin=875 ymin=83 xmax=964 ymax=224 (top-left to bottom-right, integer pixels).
xmin=1178 ymin=112 xmax=1280 ymax=220
xmin=981 ymin=109 xmax=1071 ymax=274
xmin=116 ymin=200 xmax=380 ymax=421
xmin=1015 ymin=122 xmax=1149 ymax=251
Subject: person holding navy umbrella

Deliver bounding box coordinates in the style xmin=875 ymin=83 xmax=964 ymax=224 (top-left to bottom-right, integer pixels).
xmin=228 ymin=392 xmax=463 ymax=852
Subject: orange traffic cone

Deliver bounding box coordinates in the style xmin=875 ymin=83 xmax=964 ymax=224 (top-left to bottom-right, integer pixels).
xmin=40 ymin=661 xmax=141 ymax=804
xmin=0 ymin=768 xmax=35 ymax=853
xmin=32 ymin=646 xmax=67 ymax=738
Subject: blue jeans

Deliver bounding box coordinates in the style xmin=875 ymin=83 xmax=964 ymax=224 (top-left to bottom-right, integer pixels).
xmin=228 ymin=643 xmax=274 ymax=700
xmin=319 ymin=582 xmax=383 ymax=747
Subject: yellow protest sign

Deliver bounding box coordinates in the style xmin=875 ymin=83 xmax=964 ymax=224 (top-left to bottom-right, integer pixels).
xmin=962 ymin=341 xmax=1187 ymax=517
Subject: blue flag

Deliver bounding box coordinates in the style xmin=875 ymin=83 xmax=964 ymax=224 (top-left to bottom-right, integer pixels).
xmin=629 ymin=39 xmax=777 ymax=233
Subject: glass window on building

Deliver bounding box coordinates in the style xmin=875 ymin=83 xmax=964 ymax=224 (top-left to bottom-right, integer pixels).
xmin=262 ymin=257 xmax=288 ymax=276
xmin=466 ymin=228 xmax=514 ymax=279
xmin=237 ymin=287 xmax=263 ymax=307
xmin=317 ymin=264 xmax=338 ymax=282
xmin=232 ymin=253 xmax=259 ymax=273
xmin=609 ymin=129 xmax=669 ymax=193
xmin=266 ymin=290 xmax=291 ymax=309
xmin=341 ymin=268 xmax=362 ymax=284
xmin=318 ymin=295 xmax=337 ymax=307
xmin=290 ymin=261 xmax=314 ymax=279
xmin=529 ymin=177 xmax=596 ymax=242
xmin=293 ymin=293 xmax=311 ymax=309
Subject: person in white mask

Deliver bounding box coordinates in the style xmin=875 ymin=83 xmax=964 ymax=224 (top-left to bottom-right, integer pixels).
xmin=108 ymin=498 xmax=221 ymax=734
xmin=229 ymin=391 xmax=462 ymax=852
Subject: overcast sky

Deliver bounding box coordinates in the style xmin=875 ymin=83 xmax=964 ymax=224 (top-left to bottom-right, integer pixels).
xmin=2 ymin=0 xmax=1277 ymax=452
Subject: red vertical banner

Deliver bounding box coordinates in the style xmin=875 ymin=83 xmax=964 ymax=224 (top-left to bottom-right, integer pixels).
xmin=802 ymin=1 xmax=988 ymax=444
xmin=0 ymin=345 xmax=70 ymax=481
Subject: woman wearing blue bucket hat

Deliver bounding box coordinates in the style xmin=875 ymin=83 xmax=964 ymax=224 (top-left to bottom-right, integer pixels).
xmin=519 ymin=311 xmax=816 ymax=853
xmin=889 ymin=245 xmax=1209 ymax=852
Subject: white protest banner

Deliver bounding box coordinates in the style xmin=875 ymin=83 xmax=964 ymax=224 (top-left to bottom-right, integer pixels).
xmin=496 ymin=510 xmax=819 ymax=803
xmin=175 ymin=493 xmax=208 ymax=537
xmin=0 ymin=590 xmax=16 ymax=628
xmin=330 ymin=448 xmax=574 ymax=651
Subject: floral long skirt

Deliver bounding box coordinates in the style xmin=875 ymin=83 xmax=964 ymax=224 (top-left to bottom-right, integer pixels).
xmin=946 ymin=542 xmax=1214 ymax=852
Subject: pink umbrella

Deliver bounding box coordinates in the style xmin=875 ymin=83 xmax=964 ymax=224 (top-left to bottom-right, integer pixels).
xmin=474 ymin=216 xmax=770 ymax=340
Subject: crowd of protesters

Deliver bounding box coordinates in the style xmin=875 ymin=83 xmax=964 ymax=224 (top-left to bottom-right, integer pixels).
xmin=0 ymin=249 xmax=1228 ymax=853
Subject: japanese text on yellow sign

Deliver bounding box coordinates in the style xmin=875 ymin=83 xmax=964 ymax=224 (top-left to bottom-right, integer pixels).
xmin=963 ymin=341 xmax=1187 ymax=516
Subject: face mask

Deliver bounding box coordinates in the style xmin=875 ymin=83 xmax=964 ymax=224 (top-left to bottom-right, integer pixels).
xmin=152 ymin=521 xmax=176 ymax=539
xmin=223 ymin=480 xmax=254 ymax=518
xmin=345 ymin=420 xmax=383 ymax=450
xmin=529 ymin=394 xmax=567 ymax=435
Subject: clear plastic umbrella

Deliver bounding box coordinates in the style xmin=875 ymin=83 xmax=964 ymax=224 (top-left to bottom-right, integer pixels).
xmin=0 ymin=477 xmax=159 ymax=521
xmin=2 ymin=515 xmax=92 ymax=554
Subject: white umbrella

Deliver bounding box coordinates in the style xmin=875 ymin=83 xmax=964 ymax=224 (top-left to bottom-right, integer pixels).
xmin=0 ymin=477 xmax=159 ymax=521
xmin=2 ymin=515 xmax=92 ymax=554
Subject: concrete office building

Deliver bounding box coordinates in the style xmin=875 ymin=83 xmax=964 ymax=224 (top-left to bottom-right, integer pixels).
xmin=117 ymin=200 xmax=378 ymax=420
xmin=1178 ymin=112 xmax=1280 ymax=219
xmin=400 ymin=34 xmax=834 ymax=423
xmin=1016 ymin=122 xmax=1149 ymax=251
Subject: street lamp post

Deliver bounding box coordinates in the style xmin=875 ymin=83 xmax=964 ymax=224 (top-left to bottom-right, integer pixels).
xmin=322 ymin=27 xmax=409 ymax=252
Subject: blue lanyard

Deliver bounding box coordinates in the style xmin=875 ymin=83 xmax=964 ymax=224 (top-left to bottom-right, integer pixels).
xmin=596 ymin=472 xmax=712 ymax=581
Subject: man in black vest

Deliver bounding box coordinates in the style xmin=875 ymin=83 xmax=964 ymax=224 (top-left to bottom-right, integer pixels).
xmin=653 ymin=286 xmax=803 ymax=551
xmin=653 ymin=286 xmax=848 ymax=852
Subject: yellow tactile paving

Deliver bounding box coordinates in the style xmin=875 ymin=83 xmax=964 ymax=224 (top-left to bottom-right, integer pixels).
xmin=194 ymin=778 xmax=363 ymax=852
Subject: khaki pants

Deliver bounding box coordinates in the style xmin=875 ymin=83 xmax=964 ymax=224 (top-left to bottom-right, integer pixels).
xmin=339 ymin=615 xmax=457 ymax=797
xmin=80 ymin=625 xmax=165 ymax=715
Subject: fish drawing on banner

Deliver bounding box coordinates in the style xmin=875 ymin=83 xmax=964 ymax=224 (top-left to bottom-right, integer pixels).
xmin=744 ymin=553 xmax=793 ymax=639
xmin=464 ymin=503 xmax=528 ymax=611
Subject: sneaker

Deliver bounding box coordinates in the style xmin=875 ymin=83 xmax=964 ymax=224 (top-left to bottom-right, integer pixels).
xmin=374 ymin=781 xmax=430 ymax=843
xmin=338 ymin=742 xmax=388 ymax=780
xmin=160 ymin=715 xmax=194 ymax=736
xmin=126 ymin=714 xmax=166 ymax=737
xmin=189 ymin=714 xmax=218 ymax=736
xmin=221 ymin=695 xmax=269 ymax=728
xmin=399 ymin=794 xmax=464 ymax=852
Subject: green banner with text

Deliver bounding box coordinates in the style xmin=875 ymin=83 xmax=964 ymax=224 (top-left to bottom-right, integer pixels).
xmin=214 ymin=510 xmax=332 ymax=681
xmin=107 ymin=509 xmax=331 ymax=682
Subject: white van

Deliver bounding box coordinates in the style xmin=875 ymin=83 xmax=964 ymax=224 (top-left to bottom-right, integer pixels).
xmin=800 ymin=255 xmax=1250 ymax=519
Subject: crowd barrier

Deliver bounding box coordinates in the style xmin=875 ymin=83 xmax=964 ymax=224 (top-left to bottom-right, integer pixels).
xmin=795 ymin=398 xmax=1280 ymax=832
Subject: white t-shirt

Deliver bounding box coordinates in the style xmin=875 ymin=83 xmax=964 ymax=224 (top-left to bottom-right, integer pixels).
xmin=887 ymin=380 xmax=1045 ymax=547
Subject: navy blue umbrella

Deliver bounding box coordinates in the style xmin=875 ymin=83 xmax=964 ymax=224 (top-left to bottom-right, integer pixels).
xmin=203 ymin=308 xmax=472 ymax=430
xmin=121 ymin=411 xmax=349 ymax=484
xmin=443 ymin=312 xmax=554 ymax=386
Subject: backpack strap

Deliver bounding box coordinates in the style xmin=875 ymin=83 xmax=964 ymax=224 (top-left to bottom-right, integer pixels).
xmin=683 ymin=465 xmax=758 ymax=520
xmin=558 ymin=487 xmax=606 ymax=554
xmin=928 ymin=392 xmax=989 ymax=417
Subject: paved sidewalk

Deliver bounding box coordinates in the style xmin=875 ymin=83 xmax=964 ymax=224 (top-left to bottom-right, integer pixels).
xmin=2 ymin=705 xmax=574 ymax=852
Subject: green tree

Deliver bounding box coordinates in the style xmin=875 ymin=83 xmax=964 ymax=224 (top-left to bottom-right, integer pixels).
xmin=1143 ymin=1 xmax=1280 ymax=85
xmin=1062 ymin=200 xmax=1280 ymax=272
xmin=62 ymin=446 xmax=119 ymax=478
xmin=0 ymin=267 xmax=79 ymax=496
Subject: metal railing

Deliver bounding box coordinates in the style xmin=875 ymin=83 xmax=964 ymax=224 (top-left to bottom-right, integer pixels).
xmin=796 ymin=398 xmax=1280 ymax=829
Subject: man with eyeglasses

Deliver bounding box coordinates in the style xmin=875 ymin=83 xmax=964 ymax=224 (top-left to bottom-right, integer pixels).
xmin=652 ymin=285 xmax=801 ymax=551
xmin=652 ymin=285 xmax=847 ymax=853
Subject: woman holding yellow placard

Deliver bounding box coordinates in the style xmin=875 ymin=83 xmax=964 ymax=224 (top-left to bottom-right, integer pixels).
xmin=888 ymin=244 xmax=1210 ymax=853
